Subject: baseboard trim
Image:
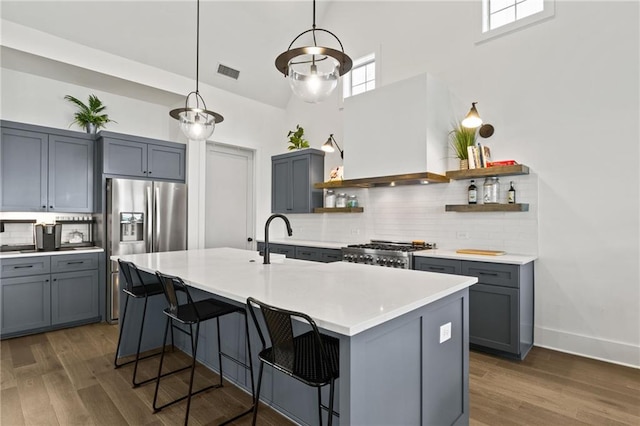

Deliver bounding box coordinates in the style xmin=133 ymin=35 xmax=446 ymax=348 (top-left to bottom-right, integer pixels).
xmin=535 ymin=326 xmax=640 ymax=369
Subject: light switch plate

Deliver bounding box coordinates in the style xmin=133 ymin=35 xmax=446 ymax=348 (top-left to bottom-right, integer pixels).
xmin=439 ymin=322 xmax=452 ymax=343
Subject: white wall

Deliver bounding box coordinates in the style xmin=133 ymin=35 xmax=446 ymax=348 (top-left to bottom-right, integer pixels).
xmin=282 ymin=1 xmax=639 ymax=367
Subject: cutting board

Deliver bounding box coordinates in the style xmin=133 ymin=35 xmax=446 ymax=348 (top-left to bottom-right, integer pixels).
xmin=456 ymin=249 xmax=506 ymax=256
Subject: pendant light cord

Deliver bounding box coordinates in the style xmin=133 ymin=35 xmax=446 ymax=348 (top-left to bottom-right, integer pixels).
xmin=195 ymin=0 xmax=201 ymax=102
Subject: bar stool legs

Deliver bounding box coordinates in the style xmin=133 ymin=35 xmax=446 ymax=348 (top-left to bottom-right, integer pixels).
xmin=152 ymin=311 xmax=255 ymax=426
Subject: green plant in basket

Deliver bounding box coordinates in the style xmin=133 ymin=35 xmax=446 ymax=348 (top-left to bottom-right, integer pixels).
xmin=449 ymin=122 xmax=476 ymax=160
xmin=287 ymin=124 xmax=310 ymax=150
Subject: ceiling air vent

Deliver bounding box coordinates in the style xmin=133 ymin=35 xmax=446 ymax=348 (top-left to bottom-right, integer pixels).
xmin=217 ymin=64 xmax=240 ymax=80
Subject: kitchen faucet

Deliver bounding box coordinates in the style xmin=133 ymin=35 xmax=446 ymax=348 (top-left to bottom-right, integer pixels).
xmin=263 ymin=214 xmax=293 ymax=264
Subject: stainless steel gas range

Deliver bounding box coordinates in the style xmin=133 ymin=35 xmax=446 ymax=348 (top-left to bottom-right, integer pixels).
xmin=342 ymin=240 xmax=436 ymax=269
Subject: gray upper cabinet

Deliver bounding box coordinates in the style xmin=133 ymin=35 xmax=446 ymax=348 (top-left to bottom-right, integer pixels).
xmin=271 ymin=149 xmax=324 ymax=213
xmin=0 ymin=121 xmax=94 ymax=213
xmin=100 ymin=131 xmax=186 ymax=182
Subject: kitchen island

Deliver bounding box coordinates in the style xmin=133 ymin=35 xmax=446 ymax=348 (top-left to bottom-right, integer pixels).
xmin=114 ymin=248 xmax=477 ymax=425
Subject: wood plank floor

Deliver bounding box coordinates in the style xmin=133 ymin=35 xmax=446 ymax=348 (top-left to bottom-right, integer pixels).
xmin=2 ymin=322 xmax=639 ymax=425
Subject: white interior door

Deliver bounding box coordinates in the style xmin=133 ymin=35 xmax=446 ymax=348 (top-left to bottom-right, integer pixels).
xmin=205 ymin=143 xmax=255 ymax=250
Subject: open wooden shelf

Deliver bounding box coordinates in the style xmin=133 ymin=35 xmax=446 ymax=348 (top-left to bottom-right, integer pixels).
xmin=445 ymin=203 xmax=529 ymax=212
xmin=314 ymin=172 xmax=449 ymax=189
xmin=445 ymin=164 xmax=529 ymax=180
xmin=313 ymin=207 xmax=364 ymax=213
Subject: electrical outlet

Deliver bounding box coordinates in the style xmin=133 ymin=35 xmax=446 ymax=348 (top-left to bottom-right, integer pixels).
xmin=456 ymin=231 xmax=469 ymax=240
xmin=439 ymin=322 xmax=452 ymax=343
xmin=351 ymin=228 xmax=360 ymax=235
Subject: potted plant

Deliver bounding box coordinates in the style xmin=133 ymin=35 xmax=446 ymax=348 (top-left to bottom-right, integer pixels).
xmin=65 ymin=94 xmax=116 ymax=133
xmin=287 ymin=124 xmax=310 ymax=150
xmin=449 ymin=122 xmax=476 ymax=169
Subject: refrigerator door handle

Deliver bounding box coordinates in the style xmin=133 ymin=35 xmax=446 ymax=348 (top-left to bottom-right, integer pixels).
xmin=146 ymin=185 xmax=153 ymax=253
xmin=154 ymin=185 xmax=160 ymax=252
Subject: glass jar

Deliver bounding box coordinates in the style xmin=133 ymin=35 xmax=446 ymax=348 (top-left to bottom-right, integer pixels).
xmin=325 ymin=190 xmax=336 ymax=208
xmin=483 ymin=177 xmax=500 ymax=204
xmin=347 ymin=194 xmax=358 ymax=208
xmin=336 ymin=193 xmax=347 ymax=208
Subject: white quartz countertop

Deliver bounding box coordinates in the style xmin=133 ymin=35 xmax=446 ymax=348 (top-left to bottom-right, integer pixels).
xmin=113 ymin=248 xmax=477 ymax=337
xmin=0 ymin=247 xmax=104 ymax=259
xmin=414 ymin=249 xmax=536 ymax=265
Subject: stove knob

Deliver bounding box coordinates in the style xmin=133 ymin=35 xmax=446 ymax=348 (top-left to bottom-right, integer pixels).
xmin=358 ymin=255 xmax=364 ymax=262
xmin=389 ymin=259 xmax=397 ymax=266
xmin=379 ymin=257 xmax=387 ymax=265
xmin=365 ymin=255 xmax=373 ymax=262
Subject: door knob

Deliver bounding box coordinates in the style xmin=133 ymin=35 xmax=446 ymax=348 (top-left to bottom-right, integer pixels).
xmin=247 ymin=237 xmax=253 ymax=242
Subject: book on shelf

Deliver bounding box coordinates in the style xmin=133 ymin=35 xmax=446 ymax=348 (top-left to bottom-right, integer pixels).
xmin=467 ymin=146 xmax=477 ymax=169
xmin=480 ymin=144 xmax=491 ymax=167
xmin=487 ymin=160 xmax=518 ymax=167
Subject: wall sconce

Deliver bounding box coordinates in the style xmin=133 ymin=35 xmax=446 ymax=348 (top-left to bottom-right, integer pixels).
xmin=321 ymin=134 xmax=344 ymax=159
xmin=462 ymin=102 xmax=495 ymax=138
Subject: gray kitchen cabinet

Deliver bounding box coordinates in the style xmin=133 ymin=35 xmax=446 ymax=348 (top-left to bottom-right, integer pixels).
xmin=51 ymin=269 xmax=99 ymax=325
xmin=295 ymin=246 xmax=342 ymax=263
xmin=256 ymin=242 xmax=295 ymax=258
xmin=414 ymin=257 xmax=534 ymax=359
xmin=271 ymin=149 xmax=324 ymax=213
xmin=0 ymin=253 xmax=102 ymax=339
xmin=257 ymin=242 xmax=341 ymax=263
xmin=100 ymin=131 xmax=186 ymax=182
xmin=0 ymin=121 xmax=94 ymax=212
xmin=1 ymin=275 xmax=52 ymax=335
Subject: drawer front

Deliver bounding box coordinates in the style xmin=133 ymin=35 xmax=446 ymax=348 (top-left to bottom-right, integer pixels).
xmin=51 ymin=253 xmax=99 ymax=273
xmin=413 ymin=257 xmax=462 ymax=275
xmin=0 ymin=256 xmax=50 ymax=278
xmin=462 ymin=261 xmax=519 ymax=288
xmin=257 ymin=243 xmax=295 ymax=259
xmin=318 ymin=248 xmax=342 ymax=263
xmin=295 ymin=246 xmax=320 ymax=262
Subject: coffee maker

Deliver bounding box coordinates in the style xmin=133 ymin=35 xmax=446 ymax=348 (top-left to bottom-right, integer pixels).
xmin=35 ymin=223 xmax=62 ymax=251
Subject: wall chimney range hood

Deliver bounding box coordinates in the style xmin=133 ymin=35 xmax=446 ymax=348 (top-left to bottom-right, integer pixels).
xmin=341 ymin=73 xmax=454 ymax=185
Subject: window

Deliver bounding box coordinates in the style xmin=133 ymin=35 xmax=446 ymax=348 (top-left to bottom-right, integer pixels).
xmin=343 ymin=54 xmax=375 ymax=99
xmin=479 ymin=0 xmax=554 ymax=42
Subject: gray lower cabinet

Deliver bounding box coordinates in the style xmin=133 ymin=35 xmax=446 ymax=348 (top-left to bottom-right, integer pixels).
xmin=271 ymin=149 xmax=324 ymax=213
xmin=0 ymin=121 xmax=94 ymax=212
xmin=257 ymin=242 xmax=341 ymax=263
xmin=0 ymin=253 xmax=101 ymax=338
xmin=100 ymin=131 xmax=186 ymax=182
xmin=414 ymin=257 xmax=534 ymax=359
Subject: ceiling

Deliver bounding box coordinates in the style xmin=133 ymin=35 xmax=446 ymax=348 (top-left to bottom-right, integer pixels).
xmin=1 ymin=1 xmax=336 ymax=109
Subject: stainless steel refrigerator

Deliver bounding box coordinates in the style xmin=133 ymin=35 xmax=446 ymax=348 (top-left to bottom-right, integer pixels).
xmin=106 ymin=178 xmax=187 ymax=323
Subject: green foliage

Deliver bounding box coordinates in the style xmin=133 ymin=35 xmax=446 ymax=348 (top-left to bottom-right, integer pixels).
xmin=287 ymin=124 xmax=310 ymax=150
xmin=449 ymin=122 xmax=476 ymax=160
xmin=65 ymin=94 xmax=116 ymax=131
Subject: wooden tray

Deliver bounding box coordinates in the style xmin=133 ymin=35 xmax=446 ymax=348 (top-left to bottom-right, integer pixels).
xmin=456 ymin=249 xmax=506 ymax=256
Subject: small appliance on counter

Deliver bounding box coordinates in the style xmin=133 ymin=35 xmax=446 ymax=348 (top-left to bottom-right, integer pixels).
xmin=35 ymin=223 xmax=62 ymax=251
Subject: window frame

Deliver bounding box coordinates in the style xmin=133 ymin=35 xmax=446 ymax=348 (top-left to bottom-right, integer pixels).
xmin=343 ymin=53 xmax=376 ymax=99
xmin=477 ymin=0 xmax=555 ymax=43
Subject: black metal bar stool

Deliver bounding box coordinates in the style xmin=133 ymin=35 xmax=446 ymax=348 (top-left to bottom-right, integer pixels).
xmin=153 ymin=271 xmax=255 ymax=426
xmin=114 ymin=259 xmax=167 ymax=387
xmin=246 ymin=297 xmax=340 ymax=426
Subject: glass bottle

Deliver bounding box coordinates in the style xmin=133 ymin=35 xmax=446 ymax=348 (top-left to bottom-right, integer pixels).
xmin=483 ymin=177 xmax=500 ymax=204
xmin=508 ymin=181 xmax=516 ymax=204
xmin=325 ymin=190 xmax=336 ymax=208
xmin=336 ymin=193 xmax=347 ymax=208
xmin=347 ymin=194 xmax=359 ymax=208
xmin=468 ymin=180 xmax=477 ymax=204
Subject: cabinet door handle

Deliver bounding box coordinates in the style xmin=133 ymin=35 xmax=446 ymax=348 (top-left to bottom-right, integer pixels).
xmin=66 ymin=261 xmax=84 ymax=265
xmin=301 ymin=251 xmax=311 ymax=255
xmin=479 ymin=271 xmax=499 ymax=276
xmin=13 ymin=265 xmax=34 ymax=269
xmin=429 ymin=266 xmax=445 ymax=271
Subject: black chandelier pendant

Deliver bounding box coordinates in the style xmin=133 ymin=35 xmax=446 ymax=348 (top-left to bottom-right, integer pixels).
xmin=170 ymin=0 xmax=223 ymax=142
xmin=275 ymin=0 xmax=353 ymax=103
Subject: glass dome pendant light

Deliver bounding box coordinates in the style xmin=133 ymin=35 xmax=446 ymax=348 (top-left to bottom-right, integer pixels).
xmin=275 ymin=0 xmax=353 ymax=103
xmin=169 ymin=0 xmax=223 ymax=142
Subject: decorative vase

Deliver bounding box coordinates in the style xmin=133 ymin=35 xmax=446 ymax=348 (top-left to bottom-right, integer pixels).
xmin=86 ymin=123 xmax=97 ymax=134
xmin=459 ymin=159 xmax=469 ymax=170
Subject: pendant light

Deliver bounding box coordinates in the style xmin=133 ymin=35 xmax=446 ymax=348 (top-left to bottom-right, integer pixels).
xmin=275 ymin=0 xmax=353 ymax=103
xmin=170 ymin=0 xmax=223 ymax=142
